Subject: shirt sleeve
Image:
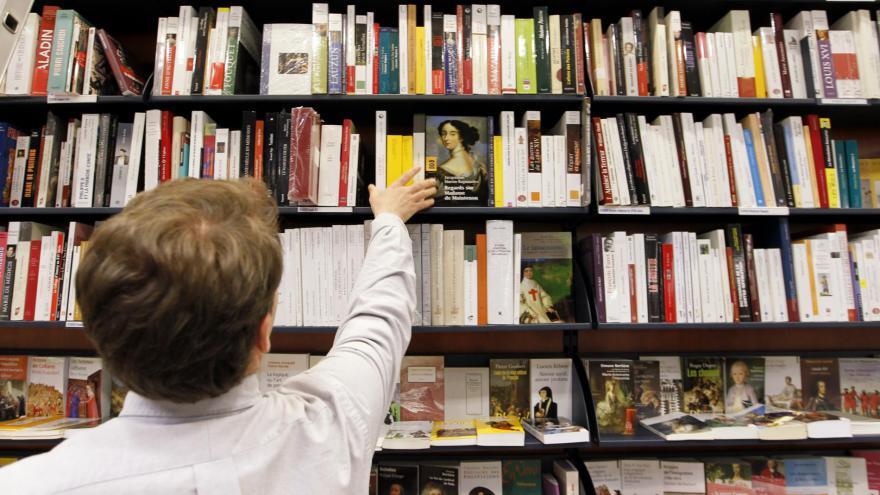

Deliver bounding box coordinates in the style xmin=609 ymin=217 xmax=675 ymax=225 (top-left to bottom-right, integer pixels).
xmin=285 ymin=212 xmax=415 ymax=446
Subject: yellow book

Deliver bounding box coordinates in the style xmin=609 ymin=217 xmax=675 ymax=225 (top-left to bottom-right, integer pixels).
xmin=752 ymin=35 xmax=767 ymax=98
xmin=402 ymin=135 xmax=413 ymax=185
xmin=474 ymin=416 xmax=525 ymax=446
xmin=415 ymin=27 xmax=426 ymax=95
xmin=430 ymin=420 xmax=477 ymax=446
xmin=860 ymin=158 xmax=880 ymax=207
xmin=819 ymin=119 xmax=840 ymax=208
xmin=493 ymin=135 xmax=503 ymax=207
xmin=386 ymin=135 xmax=403 ymax=187
xmin=73 ymin=240 xmax=89 ymax=321
xmin=803 ymin=125 xmax=821 ymax=208
xmin=804 ymin=240 xmax=819 ymax=318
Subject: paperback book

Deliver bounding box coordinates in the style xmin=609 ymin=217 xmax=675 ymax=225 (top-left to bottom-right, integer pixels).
xmin=682 ymin=357 xmax=724 ymax=414
xmin=519 ymin=232 xmax=574 ymax=324
xmin=489 ymin=358 xmax=530 ymax=420
xmin=587 ymin=359 xmax=635 ymax=435
xmin=424 ymin=115 xmax=489 ymax=206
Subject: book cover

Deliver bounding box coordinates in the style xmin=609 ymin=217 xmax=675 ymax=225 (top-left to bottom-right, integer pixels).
xmin=682 ymin=357 xmax=724 ymax=414
xmin=259 ymin=24 xmax=312 ymax=95
xmin=258 ymin=353 xmax=309 ymax=393
xmin=621 ymin=459 xmax=663 ymax=495
xmin=633 ymin=359 xmax=662 ymax=421
xmin=502 ymin=459 xmax=542 ymax=495
xmin=801 ymin=358 xmax=841 ymax=412
xmin=725 ymin=357 xmax=765 ymax=413
xmin=518 ymin=232 xmax=574 ymax=324
xmin=839 ymin=358 xmax=880 ymax=417
xmin=641 ymin=356 xmax=684 ymax=415
xmin=748 ymin=459 xmax=785 ymax=495
xmin=424 ymin=115 xmax=489 ymax=206
xmin=764 ymin=355 xmax=803 ymax=411
xmin=419 ymin=464 xmax=458 ymax=494
xmin=0 ymin=356 xmax=26 ymax=420
xmin=588 ymin=359 xmax=634 ymax=434
xmin=430 ymin=420 xmax=476 ymax=446
xmin=587 ymin=460 xmax=622 ymax=495
xmin=444 ymin=367 xmax=489 ymax=420
xmin=65 ymin=357 xmax=106 ymax=419
xmin=461 ymin=461 xmax=503 ymax=495
xmin=378 ymin=464 xmax=419 ymax=495
xmin=663 ymin=460 xmax=708 ymax=495
xmin=400 ymin=356 xmax=444 ymax=421
xmin=489 ymin=358 xmax=530 ymax=420
xmin=784 ymin=458 xmax=828 ymax=495
xmin=529 ymin=358 xmax=571 ymax=421
xmin=705 ymin=460 xmax=753 ymax=495
xmin=26 ymin=356 xmax=66 ymax=417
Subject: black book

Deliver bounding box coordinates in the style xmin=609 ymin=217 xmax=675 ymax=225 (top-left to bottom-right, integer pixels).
xmin=20 ymin=130 xmax=40 ymax=208
xmin=644 ymin=233 xmax=663 ymax=322
xmin=607 ymin=23 xmax=624 ymax=96
xmin=624 ymin=112 xmax=650 ymax=205
xmin=264 ymin=112 xmax=278 ymax=202
xmin=577 ymin=234 xmax=605 ymax=323
xmin=615 ymin=114 xmax=637 ymax=204
xmin=759 ymin=110 xmax=793 ymax=207
xmin=101 ymin=116 xmax=119 ymax=207
xmin=431 ymin=12 xmax=444 ymax=94
xmin=534 ymin=7 xmax=551 ymax=93
xmin=671 ymin=114 xmax=694 ymax=206
xmin=632 ymin=10 xmax=649 ymax=96
xmin=680 ymin=21 xmax=701 ymax=97
xmin=771 ymin=121 xmax=796 ymax=208
xmin=240 ymin=110 xmax=256 ymax=177
xmin=419 ymin=464 xmax=459 ymax=495
xmin=190 ymin=7 xmax=216 ymax=95
xmin=277 ymin=111 xmax=291 ymax=206
xmin=724 ymin=224 xmax=752 ymax=322
xmin=379 ymin=464 xmax=419 ymax=495
xmin=463 ymin=6 xmax=473 ymax=94
xmin=800 ymin=37 xmax=816 ymax=99
xmin=561 ymin=15 xmax=577 ymax=94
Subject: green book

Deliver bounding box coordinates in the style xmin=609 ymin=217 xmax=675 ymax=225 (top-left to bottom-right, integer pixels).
xmin=502 ymin=459 xmax=542 ymax=495
xmin=310 ymin=4 xmax=328 ymax=94
xmin=533 ymin=7 xmax=551 ymax=93
xmin=515 ymin=18 xmax=537 ymax=94
xmin=834 ymin=139 xmax=850 ymax=209
xmin=845 ymin=140 xmax=862 ymax=208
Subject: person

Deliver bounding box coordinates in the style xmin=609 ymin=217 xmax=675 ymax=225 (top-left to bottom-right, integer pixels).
xmin=760 ymin=459 xmax=785 ymax=480
xmin=843 ymin=387 xmax=857 ymax=414
xmin=805 ymin=380 xmax=831 ymax=411
xmin=519 ymin=265 xmax=559 ymax=324
xmin=730 ymin=463 xmax=749 ymax=487
xmin=420 ymin=481 xmax=445 ymax=495
xmin=533 ymin=386 xmax=557 ymax=419
xmin=725 ymin=360 xmax=759 ymax=413
xmin=0 ymin=169 xmax=437 ymax=493
xmin=389 ymin=482 xmax=406 ymax=495
xmin=861 ymin=390 xmax=870 ymax=416
xmin=433 ymin=120 xmax=486 ymax=200
xmin=596 ymin=378 xmax=629 ymax=431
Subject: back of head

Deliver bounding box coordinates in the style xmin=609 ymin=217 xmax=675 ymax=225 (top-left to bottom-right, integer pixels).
xmin=76 ymin=178 xmax=282 ymax=403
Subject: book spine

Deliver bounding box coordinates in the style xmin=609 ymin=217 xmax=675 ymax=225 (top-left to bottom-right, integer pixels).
xmin=573 ymin=13 xmax=587 ymax=95
xmin=845 ymin=140 xmax=862 ymax=208
xmin=725 ymin=224 xmax=752 ymax=322
xmin=47 ymin=10 xmax=75 ymax=95
xmin=806 ymin=115 xmax=830 ymax=208
xmin=487 ymin=6 xmax=502 ymax=95
xmin=455 ymin=6 xmax=464 ymax=95
xmin=743 ymin=233 xmax=762 ymax=322
xmin=559 ymin=15 xmax=574 ymax=94
xmin=818 ymin=118 xmax=839 ymax=208
xmin=671 ymin=115 xmax=693 ymax=206
xmin=338 ymin=120 xmax=352 ymax=207
xmin=21 ymin=130 xmax=40 ymax=208
xmin=644 ymin=234 xmax=662 ymax=322
xmin=592 ymin=117 xmax=613 ymax=204
xmin=615 ymin=114 xmax=638 ymax=204
xmin=190 ymin=8 xmax=214 ymax=95
xmin=23 ymin=240 xmax=41 ymax=321
xmin=462 ymin=6 xmax=473 ymax=95
xmin=680 ymin=21 xmax=701 ymax=96
xmin=515 ymin=18 xmax=537 ymax=94
xmin=534 ymin=7 xmax=551 ymax=93
xmin=771 ymin=13 xmax=793 ymax=98
xmin=431 ymin=12 xmax=444 ymax=94
xmin=815 ymin=23 xmax=837 ymax=98
xmin=32 ymin=7 xmax=59 ymax=95
xmin=443 ymin=15 xmax=458 ymax=94
xmin=501 ymin=15 xmax=516 ymax=94
xmin=661 ymin=242 xmax=675 ymax=322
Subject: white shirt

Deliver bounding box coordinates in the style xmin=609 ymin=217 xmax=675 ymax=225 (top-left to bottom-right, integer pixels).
xmin=0 ymin=213 xmax=415 ymax=495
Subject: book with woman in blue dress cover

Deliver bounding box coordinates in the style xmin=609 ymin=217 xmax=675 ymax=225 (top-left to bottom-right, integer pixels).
xmin=424 ymin=115 xmax=489 ymax=206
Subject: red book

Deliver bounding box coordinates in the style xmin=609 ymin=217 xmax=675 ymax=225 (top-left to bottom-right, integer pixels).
xmin=97 ymin=29 xmax=145 ymax=96
xmin=161 ymin=32 xmax=176 ymax=95
xmin=771 ymin=13 xmax=793 ymax=99
xmin=31 ymin=6 xmax=59 ymax=96
xmin=338 ymin=119 xmax=353 ymax=206
xmin=48 ymin=233 xmax=64 ymax=321
xmin=725 ymin=246 xmax=739 ymax=322
xmin=23 ymin=240 xmax=41 ymax=321
xmin=573 ymin=14 xmax=586 ymax=95
xmin=373 ymin=23 xmax=380 ymax=94
xmin=723 ymin=135 xmax=739 ymax=207
xmin=202 ymin=134 xmax=216 ymax=179
xmin=0 ymin=233 xmax=8 ymax=299
xmin=852 ymin=451 xmax=880 ymax=493
xmin=254 ymin=120 xmax=264 ymax=181
xmin=159 ymin=111 xmax=173 ymax=182
xmin=661 ymin=243 xmax=675 ymax=322
xmin=591 ymin=117 xmax=613 ymax=204
xmin=806 ymin=115 xmax=830 ymax=208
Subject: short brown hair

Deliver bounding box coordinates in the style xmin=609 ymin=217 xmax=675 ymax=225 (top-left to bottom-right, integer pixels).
xmin=76 ymin=178 xmax=282 ymax=402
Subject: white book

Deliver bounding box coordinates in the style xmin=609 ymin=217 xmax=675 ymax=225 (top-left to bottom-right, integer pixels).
xmin=423 ymin=6 xmax=431 ymax=94
xmin=317 ymin=124 xmax=342 ymax=206
xmin=412 ymin=123 xmax=425 ymax=185
xmin=34 ymin=234 xmax=56 ymax=321
xmin=784 ymin=29 xmax=808 ymax=99
xmin=692 ymin=122 xmax=714 ymax=206
xmin=498 ymin=111 xmax=516 ymax=207
xmin=171 ymin=6 xmax=197 ymax=95
xmin=299 ymin=228 xmax=319 ymax=325
xmin=648 ymin=8 xmax=669 ymax=96
xmin=10 ymin=239 xmax=30 ymax=321
xmin=767 ymin=249 xmax=789 ymax=322
xmin=706 ymin=32 xmax=722 ymax=97
xmin=331 ymin=225 xmax=348 ymax=325
xmin=288 ymin=229 xmax=303 ymax=326
xmin=152 ymin=18 xmax=168 ymax=96
xmin=354 ymin=15 xmax=368 ymax=94
xmin=549 ymin=14 xmax=563 ymax=95
xmin=833 ymin=11 xmax=880 ymax=99
xmin=443 ymin=230 xmax=465 ymax=326
xmin=346 ymin=223 xmax=364 ymax=304
xmin=792 ymin=242 xmax=816 ymax=321
xmin=473 ymin=5 xmax=489 ymax=95
xmin=187 ymin=110 xmax=205 ymax=179
xmin=204 ymin=8 xmax=230 ymax=95
xmin=703 ymin=114 xmax=733 ymax=207
xmin=500 ymin=15 xmax=516 ymax=94
xmin=406 ymin=225 xmax=423 ymax=326
xmin=143 ymin=109 xmax=162 ymax=193
xmin=124 ymin=112 xmax=145 ymax=206
xmin=55 ymin=121 xmax=77 ymax=208
xmin=721 ymin=114 xmax=755 ymax=207
xmin=514 ymin=127 xmax=528 ymax=207
xmin=661 ymin=461 xmax=706 ymax=495
xmin=420 ymin=224 xmax=432 ymax=323
xmin=366 ymin=11 xmax=374 ymax=95
xmin=679 ymin=113 xmax=707 ymax=207
xmin=320 ymin=227 xmax=334 ymax=325
xmin=4 ymin=13 xmax=38 ymax=95
xmin=604 ymin=117 xmax=628 ymax=205
xmin=603 ymin=232 xmax=628 ymax=323
xmin=723 ymin=32 xmax=739 ymax=96
xmin=697 ymin=32 xmax=714 ymax=97
xmin=620 ymin=459 xmax=663 ymax=495
xmin=445 ymin=367 xmax=490 ymax=419
xmin=229 ymin=130 xmax=241 ymax=179
xmin=711 ymin=10 xmax=755 ymax=98
xmin=540 ymin=135 xmax=555 ymax=207
xmin=530 ymin=358 xmax=572 ymax=420
xmin=781 ymin=116 xmax=815 ymax=207
xmin=754 ymin=249 xmax=773 ymax=322
xmin=486 ymin=220 xmax=514 ymax=324
xmin=397 ymin=5 xmax=408 ymax=94
xmin=696 ymin=239 xmax=718 ymax=322
xmin=260 ymin=24 xmax=312 ymax=95
xmin=687 ymin=232 xmax=701 ymax=322
xmin=72 ymin=114 xmax=100 ymax=208
xmin=430 ymin=224 xmax=445 ymax=325
xmin=828 ymin=30 xmax=862 ymax=99
xmin=467 ymin=255 xmax=478 ymax=325
xmin=811 ymin=10 xmax=834 ymax=98
xmin=665 ymin=11 xmax=683 ymax=96
xmin=347 ymin=134 xmax=359 ymax=205
xmin=554 ymin=135 xmax=566 ymax=207
xmin=182 ymin=17 xmax=199 ymax=94
xmin=461 ymin=461 xmax=503 ymax=495
xmin=65 ymin=244 xmax=81 ymax=321
xmin=637 ymin=117 xmax=662 ymax=206
xmin=259 ymin=353 xmax=309 ymax=393
xmin=375 ymin=111 xmax=387 ymax=190
xmin=553 ymin=460 xmax=580 ymax=495
xmin=555 ymin=111 xmax=581 ymax=208
xmin=656 ymin=115 xmax=686 ymax=207
xmin=715 ymin=30 xmax=732 ymax=97
xmin=621 ymin=16 xmax=638 ymax=96
xmin=275 ymin=232 xmax=291 ymax=326
xmin=786 ymin=11 xmax=822 ymax=98
xmin=513 ymin=233 xmax=522 ymax=319
xmin=586 ymin=460 xmax=622 ymax=495
xmin=758 ymin=27 xmax=784 ymax=98
xmin=214 ymin=128 xmax=229 ymax=180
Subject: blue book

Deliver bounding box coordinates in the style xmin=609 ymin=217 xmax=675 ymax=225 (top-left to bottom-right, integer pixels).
xmin=784 ymin=458 xmax=828 ymax=494
xmin=834 ymin=140 xmax=849 ymax=208
xmin=388 ymin=28 xmax=399 ymax=94
xmin=378 ymin=28 xmax=392 ymax=94
xmin=768 ymin=218 xmax=799 ymax=320
xmin=328 ymin=25 xmax=344 ymax=95
xmin=845 ymin=140 xmax=862 ymax=208
xmin=0 ymin=123 xmax=10 ymax=207
xmin=742 ymin=129 xmax=766 ymax=207
xmin=181 ymin=142 xmax=190 ymax=178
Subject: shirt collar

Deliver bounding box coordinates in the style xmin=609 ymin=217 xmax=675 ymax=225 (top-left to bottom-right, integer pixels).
xmin=120 ymin=374 xmax=262 ymax=419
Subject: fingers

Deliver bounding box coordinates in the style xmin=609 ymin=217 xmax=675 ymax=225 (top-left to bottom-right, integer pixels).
xmin=368 ymin=184 xmax=376 ymax=196
xmin=392 ymin=166 xmax=422 ymax=188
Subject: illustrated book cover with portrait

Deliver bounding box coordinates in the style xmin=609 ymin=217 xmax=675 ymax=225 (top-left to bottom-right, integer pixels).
xmin=839 ymin=358 xmax=880 ymax=418
xmin=705 ymin=459 xmax=753 ymax=495
xmin=26 ymin=356 xmax=67 ymax=418
xmin=586 ymin=460 xmax=622 ymax=495
xmin=724 ymin=358 xmax=765 ymax=414
xmin=65 ymin=357 xmax=110 ymax=420
xmin=502 ymin=459 xmax=542 ymax=495
xmin=460 ymin=460 xmax=503 ymax=495
xmin=419 ymin=464 xmax=459 ymax=495
xmin=682 ymin=357 xmax=724 ymax=414
xmin=642 ymin=356 xmax=684 ymax=415
xmin=400 ymin=355 xmax=445 ymax=421
xmin=747 ymin=458 xmax=786 ymax=495
xmin=764 ymin=356 xmax=803 ymax=411
xmin=529 ymin=358 xmax=572 ymax=421
xmin=800 ymin=358 xmax=841 ymax=412
xmin=0 ymin=355 xmax=27 ymax=421
xmin=586 ymin=359 xmax=634 ymax=435
xmin=424 ymin=115 xmax=489 ymax=206
xmin=489 ymin=358 xmax=530 ymax=420
xmin=519 ymin=232 xmax=574 ymax=324
xmin=633 ymin=360 xmax=662 ymax=421
xmin=378 ymin=463 xmax=419 ymax=495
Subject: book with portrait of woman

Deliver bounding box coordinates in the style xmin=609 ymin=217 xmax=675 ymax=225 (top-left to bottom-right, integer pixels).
xmin=518 ymin=232 xmax=574 ymax=324
xmin=705 ymin=459 xmax=753 ymax=495
xmin=529 ymin=358 xmax=572 ymax=421
xmin=586 ymin=359 xmax=634 ymax=435
xmin=424 ymin=115 xmax=490 ymax=206
xmin=724 ymin=357 xmax=765 ymax=414
xmin=378 ymin=463 xmax=419 ymax=495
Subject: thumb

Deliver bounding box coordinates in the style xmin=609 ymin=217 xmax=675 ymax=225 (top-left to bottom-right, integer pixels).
xmin=368 ymin=184 xmax=376 ymax=197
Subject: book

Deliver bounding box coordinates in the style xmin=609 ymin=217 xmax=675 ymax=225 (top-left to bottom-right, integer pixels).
xmin=587 ymin=359 xmax=635 ymax=435
xmin=529 ymin=358 xmax=571 ymax=421
xmin=663 ymin=460 xmax=707 ymax=495
xmin=489 ymin=358 xmax=529 ymax=420
xmin=587 ymin=460 xmax=622 ymax=495
xmin=641 ymin=356 xmax=684 ymax=415
xmin=518 ymin=232 xmax=574 ymax=324
xmin=521 ymin=417 xmax=589 ymax=444
xmin=461 ymin=461 xmax=503 ymax=495
xmin=26 ymin=356 xmax=66 ymax=417
xmin=705 ymin=459 xmax=753 ymax=495
xmin=258 ymin=353 xmax=309 ymax=393
xmin=640 ymin=412 xmax=713 ymax=441
xmin=444 ymin=367 xmax=490 ymax=420
xmin=475 ymin=416 xmax=525 ymax=446
xmin=0 ymin=356 xmax=26 ymax=421
xmin=378 ymin=464 xmax=419 ymax=493
xmin=400 ymin=356 xmax=444 ymax=422
xmin=784 ymin=457 xmax=829 ymax=495
xmin=764 ymin=355 xmax=803 ymax=411
xmin=381 ymin=421 xmax=432 ymax=450
xmin=502 ymin=459 xmax=541 ymax=495
xmin=621 ymin=459 xmax=663 ymax=495
xmin=65 ymin=357 xmax=108 ymax=420
xmin=839 ymin=358 xmax=880 ymax=418
xmin=801 ymin=358 xmax=841 ymax=412
xmin=725 ymin=357 xmax=765 ymax=414
xmin=429 ymin=419 xmax=476 ymax=446
xmin=748 ymin=458 xmax=786 ymax=495
xmin=419 ymin=464 xmax=459 ymax=494
xmin=682 ymin=357 xmax=724 ymax=414
xmin=424 ymin=115 xmax=489 ymax=206
xmin=260 ymin=24 xmax=312 ymax=95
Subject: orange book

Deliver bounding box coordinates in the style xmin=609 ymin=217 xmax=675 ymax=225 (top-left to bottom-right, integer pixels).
xmin=476 ymin=234 xmax=488 ymax=325
xmin=254 ymin=120 xmax=264 ymax=180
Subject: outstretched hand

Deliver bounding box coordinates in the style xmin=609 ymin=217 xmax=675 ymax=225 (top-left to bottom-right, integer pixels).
xmin=368 ymin=167 xmax=437 ymax=223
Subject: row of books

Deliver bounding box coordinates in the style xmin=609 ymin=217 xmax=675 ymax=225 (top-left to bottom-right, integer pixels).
xmin=586 ymin=455 xmax=877 ymax=495
xmin=592 ymin=111 xmax=865 ymax=209
xmin=588 ymin=8 xmax=880 ymax=100
xmin=1 ymin=7 xmax=144 ymax=97
xmin=370 ymin=459 xmax=580 ymax=495
xmin=580 ymin=224 xmax=880 ymax=324
xmin=377 ymin=109 xmax=587 ymax=207
xmin=275 ymin=220 xmax=575 ymax=327
xmin=586 ymin=355 xmax=880 ymax=439
xmin=152 ymin=4 xmax=589 ymax=96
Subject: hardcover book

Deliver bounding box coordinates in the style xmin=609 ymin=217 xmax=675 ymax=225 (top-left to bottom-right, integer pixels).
xmin=400 ymin=356 xmax=444 ymax=421
xmin=489 ymin=358 xmax=530 ymax=420
xmin=725 ymin=357 xmax=765 ymax=414
xmin=424 ymin=115 xmax=489 ymax=206
xmin=519 ymin=232 xmax=574 ymax=324
xmin=503 ymin=459 xmax=542 ymax=495
xmin=682 ymin=357 xmax=724 ymax=414
xmin=461 ymin=460 xmax=503 ymax=495
xmin=587 ymin=359 xmax=634 ymax=434
xmin=0 ymin=356 xmax=26 ymax=421
xmin=801 ymin=358 xmax=841 ymax=412
xmin=764 ymin=356 xmax=803 ymax=411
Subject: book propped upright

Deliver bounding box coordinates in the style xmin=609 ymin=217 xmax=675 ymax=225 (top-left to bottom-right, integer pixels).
xmin=0 ymin=355 xmax=26 ymax=421
xmin=400 ymin=356 xmax=444 ymax=421
xmin=65 ymin=357 xmax=110 ymax=420
xmin=461 ymin=461 xmax=503 ymax=495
